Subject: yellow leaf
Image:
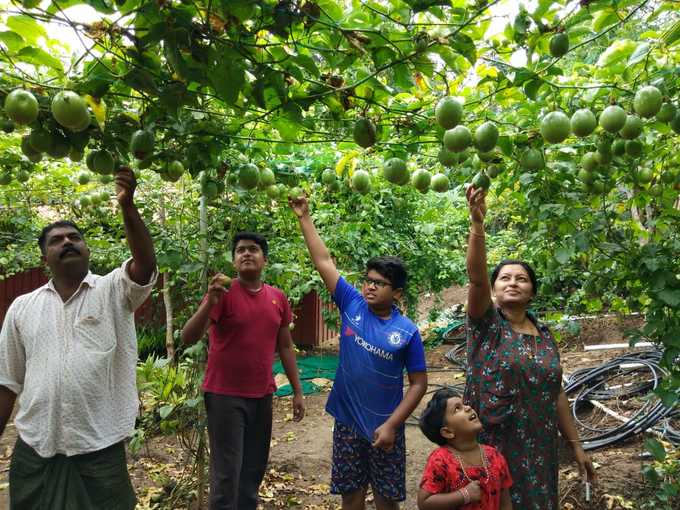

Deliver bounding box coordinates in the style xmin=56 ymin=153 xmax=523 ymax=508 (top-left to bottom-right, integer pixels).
xmin=121 ymin=111 xmax=140 ymax=123
xmin=84 ymin=95 xmax=106 ymax=128
xmin=335 ymin=150 xmax=359 ymax=177
xmin=476 ymin=63 xmax=498 ymax=79
xmin=415 ymin=72 xmax=430 ymax=92
xmin=348 ymin=158 xmax=357 ymax=178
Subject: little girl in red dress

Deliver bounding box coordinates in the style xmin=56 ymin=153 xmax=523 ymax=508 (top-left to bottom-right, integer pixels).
xmin=418 ymin=388 xmax=513 ymax=509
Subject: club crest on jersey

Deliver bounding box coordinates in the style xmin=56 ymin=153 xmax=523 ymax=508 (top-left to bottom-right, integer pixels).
xmin=388 ymin=331 xmax=403 ymax=346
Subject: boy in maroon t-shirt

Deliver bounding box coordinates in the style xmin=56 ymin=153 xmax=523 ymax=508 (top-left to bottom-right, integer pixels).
xmin=181 ymin=232 xmax=305 ymax=510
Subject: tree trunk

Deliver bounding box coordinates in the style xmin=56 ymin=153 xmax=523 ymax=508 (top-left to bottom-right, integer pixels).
xmin=196 ymin=193 xmax=209 ymax=509
xmin=162 ymin=272 xmax=174 ymax=361
xmin=199 ymin=194 xmax=209 ymax=292
xmin=158 ymin=193 xmax=175 ymax=361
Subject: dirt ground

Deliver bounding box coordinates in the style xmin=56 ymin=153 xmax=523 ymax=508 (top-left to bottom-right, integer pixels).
xmin=0 ymin=287 xmax=671 ymax=509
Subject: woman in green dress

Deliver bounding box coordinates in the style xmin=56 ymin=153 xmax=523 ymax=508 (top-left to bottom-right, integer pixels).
xmin=464 ymin=186 xmax=596 ymax=509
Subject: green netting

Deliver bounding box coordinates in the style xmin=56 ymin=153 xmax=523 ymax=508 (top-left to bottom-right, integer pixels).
xmin=423 ymin=319 xmax=466 ymax=349
xmin=273 ymin=355 xmax=339 ymax=396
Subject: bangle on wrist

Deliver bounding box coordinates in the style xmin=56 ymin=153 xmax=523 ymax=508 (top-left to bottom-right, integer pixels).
xmin=469 ymin=230 xmax=485 ymax=238
xmin=460 ymin=486 xmax=471 ymax=504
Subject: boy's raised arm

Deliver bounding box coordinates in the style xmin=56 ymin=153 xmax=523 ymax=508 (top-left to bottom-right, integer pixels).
xmin=289 ymin=196 xmax=340 ymax=294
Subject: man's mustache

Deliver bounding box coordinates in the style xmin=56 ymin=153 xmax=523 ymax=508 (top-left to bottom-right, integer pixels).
xmin=60 ymin=246 xmax=80 ymax=258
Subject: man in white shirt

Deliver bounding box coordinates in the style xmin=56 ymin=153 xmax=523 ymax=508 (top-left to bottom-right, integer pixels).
xmin=0 ymin=167 xmax=157 ymax=509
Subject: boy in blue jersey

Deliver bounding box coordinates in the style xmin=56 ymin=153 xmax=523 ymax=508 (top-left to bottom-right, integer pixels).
xmin=290 ymin=196 xmax=428 ymax=510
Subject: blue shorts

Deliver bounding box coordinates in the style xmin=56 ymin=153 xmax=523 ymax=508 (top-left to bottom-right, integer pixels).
xmin=330 ymin=421 xmax=406 ymax=501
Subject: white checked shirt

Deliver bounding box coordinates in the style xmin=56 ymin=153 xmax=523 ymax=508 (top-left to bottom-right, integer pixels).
xmin=0 ymin=259 xmax=157 ymax=458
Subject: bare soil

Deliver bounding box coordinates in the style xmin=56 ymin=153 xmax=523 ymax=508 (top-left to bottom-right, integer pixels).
xmin=0 ymin=287 xmax=664 ymax=509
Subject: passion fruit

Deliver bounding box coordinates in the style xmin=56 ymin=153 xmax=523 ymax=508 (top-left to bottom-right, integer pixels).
xmin=443 ymin=125 xmax=472 ymax=152
xmin=549 ymin=32 xmax=569 ymax=58
xmin=570 ymin=109 xmax=597 ymax=137
xmin=430 ymin=173 xmax=450 ymax=192
xmin=474 ymin=121 xmax=499 ymax=152
xmin=351 ymin=170 xmax=371 ymax=193
xmin=633 ymin=85 xmax=662 ymax=118
xmin=239 ymin=163 xmax=260 ymax=190
xmin=4 ymin=89 xmax=39 ymax=125
xmin=435 ymin=97 xmax=463 ymax=130
xmin=599 ymin=105 xmax=626 ymax=133
xmin=471 ymin=171 xmax=490 ymax=190
xmin=619 ymin=114 xmax=643 ymax=140
xmin=411 ymin=169 xmax=432 ymax=192
xmin=383 ymin=158 xmax=409 ymax=185
xmin=520 ymin=148 xmax=544 ymax=171
xmin=353 ymin=118 xmax=377 ymax=148
xmin=540 ymin=111 xmax=571 ymax=143
xmin=51 ymin=91 xmax=90 ymax=131
xmin=129 ymin=130 xmax=155 ymax=160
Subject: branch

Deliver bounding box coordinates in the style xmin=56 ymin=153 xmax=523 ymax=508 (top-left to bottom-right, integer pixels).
xmin=538 ymin=0 xmax=651 ymax=75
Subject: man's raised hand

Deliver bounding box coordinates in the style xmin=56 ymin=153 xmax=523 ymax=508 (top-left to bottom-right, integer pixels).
xmin=115 ymin=167 xmax=137 ymax=207
xmin=288 ymin=195 xmax=310 ymax=218
xmin=207 ymin=273 xmax=230 ymax=305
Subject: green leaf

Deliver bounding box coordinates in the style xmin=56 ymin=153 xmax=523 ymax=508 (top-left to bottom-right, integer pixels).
xmin=159 ymin=404 xmax=175 ymax=420
xmin=657 ymin=289 xmax=680 ymax=307
xmin=627 ymin=43 xmax=651 ymax=66
xmin=183 ymin=397 xmax=202 ymax=408
xmin=179 ymin=262 xmax=203 ymax=274
xmin=221 ymin=0 xmax=257 ymax=21
xmin=662 ymin=20 xmax=680 ymax=47
xmin=592 ymin=9 xmax=619 ymax=32
xmin=123 ymin=68 xmax=158 ymax=94
xmin=533 ymin=0 xmax=554 ymax=19
xmin=450 ymin=34 xmax=477 ymax=65
xmin=85 ymin=0 xmax=116 ymax=13
xmin=316 ymin=0 xmax=343 ymax=21
xmin=596 ymin=39 xmax=637 ymax=67
xmin=523 ymin=79 xmax=543 ymax=101
xmin=272 ymin=115 xmax=300 ymax=142
xmin=294 ymin=53 xmax=320 ymax=78
xmin=15 ymin=47 xmax=63 ymax=72
xmin=139 ymin=22 xmax=166 ymax=46
xmin=157 ymin=248 xmax=183 ymax=269
xmin=209 ymin=57 xmax=244 ymax=105
xmin=656 ymin=386 xmax=679 ymax=409
xmin=643 ymin=257 xmax=660 ymax=271
xmin=392 ymin=62 xmax=414 ymax=89
xmin=6 ymin=15 xmax=47 ymax=46
xmin=421 ymin=223 xmax=435 ymax=235
xmin=554 ymin=245 xmax=572 ymax=264
xmin=644 ymin=438 xmax=666 ymax=462
xmin=80 ymin=60 xmax=116 ymax=97
xmin=47 ymin=0 xmax=115 ymax=14
xmin=513 ymin=67 xmax=539 ymax=86
xmin=497 ymin=136 xmax=514 ymax=157
xmin=0 ymin=31 xmax=26 ymax=53
xmin=434 ymin=45 xmax=460 ymax=70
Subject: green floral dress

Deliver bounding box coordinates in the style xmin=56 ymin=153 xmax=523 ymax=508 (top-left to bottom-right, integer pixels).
xmin=464 ymin=306 xmax=563 ymax=510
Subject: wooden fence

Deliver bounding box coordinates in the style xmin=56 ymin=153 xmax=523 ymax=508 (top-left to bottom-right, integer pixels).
xmin=291 ymin=290 xmax=338 ymax=347
xmin=0 ymin=268 xmax=48 ymax=325
xmin=0 ymin=268 xmax=336 ymax=347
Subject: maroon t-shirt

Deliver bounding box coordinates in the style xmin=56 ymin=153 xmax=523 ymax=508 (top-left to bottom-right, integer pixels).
xmin=202 ymin=280 xmax=293 ymax=398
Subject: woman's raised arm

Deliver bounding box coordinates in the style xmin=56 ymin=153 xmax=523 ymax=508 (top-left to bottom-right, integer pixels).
xmin=466 ymin=186 xmax=492 ymax=319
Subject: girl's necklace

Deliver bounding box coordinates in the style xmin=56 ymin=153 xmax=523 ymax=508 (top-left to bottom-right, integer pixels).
xmin=448 ymin=445 xmax=489 ymax=483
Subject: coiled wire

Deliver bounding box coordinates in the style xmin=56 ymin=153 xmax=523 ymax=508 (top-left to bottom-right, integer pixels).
xmin=564 ymin=349 xmax=679 ymax=450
